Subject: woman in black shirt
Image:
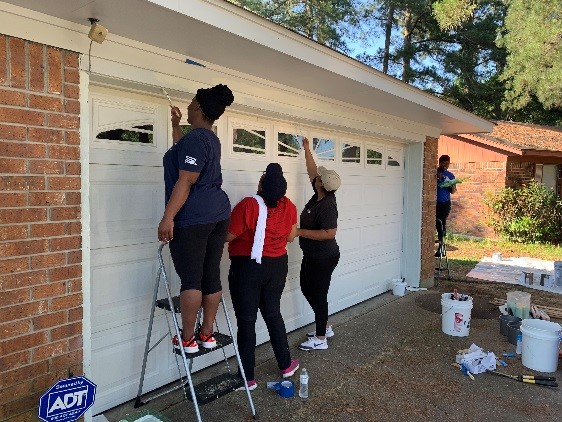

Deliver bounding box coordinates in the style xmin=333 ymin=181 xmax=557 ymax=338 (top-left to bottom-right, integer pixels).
xmin=297 ymin=137 xmax=341 ymax=351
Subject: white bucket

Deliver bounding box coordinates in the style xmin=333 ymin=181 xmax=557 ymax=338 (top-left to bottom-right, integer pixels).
xmin=441 ymin=293 xmax=473 ymax=337
xmin=554 ymin=261 xmax=562 ymax=288
xmin=392 ymin=279 xmax=407 ymax=296
xmin=520 ymin=319 xmax=562 ymax=372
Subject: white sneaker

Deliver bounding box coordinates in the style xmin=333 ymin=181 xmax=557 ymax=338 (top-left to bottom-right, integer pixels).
xmin=299 ymin=336 xmax=328 ymax=351
xmin=307 ymin=325 xmax=334 ymax=338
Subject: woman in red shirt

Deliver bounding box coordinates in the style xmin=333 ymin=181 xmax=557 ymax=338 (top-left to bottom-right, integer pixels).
xmin=227 ymin=163 xmax=300 ymax=390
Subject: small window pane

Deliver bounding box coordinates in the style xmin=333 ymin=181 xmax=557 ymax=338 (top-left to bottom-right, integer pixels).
xmin=278 ymin=133 xmax=303 ymax=157
xmin=388 ymin=155 xmax=401 ymax=167
xmin=233 ymin=128 xmax=266 ymax=155
xmin=367 ymin=147 xmax=383 ymax=166
xmin=342 ymin=143 xmax=361 ymax=164
xmin=96 ymin=124 xmax=154 ymax=144
xmin=313 ymin=138 xmax=335 ymax=161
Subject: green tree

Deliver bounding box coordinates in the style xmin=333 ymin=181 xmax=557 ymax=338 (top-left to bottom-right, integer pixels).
xmin=498 ymin=0 xmax=562 ymax=111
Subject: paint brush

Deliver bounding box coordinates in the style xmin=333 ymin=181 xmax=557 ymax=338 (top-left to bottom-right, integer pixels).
xmin=161 ymin=88 xmax=173 ymax=108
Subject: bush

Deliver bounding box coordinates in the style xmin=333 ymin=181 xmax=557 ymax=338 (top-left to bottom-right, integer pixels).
xmin=484 ymin=181 xmax=562 ymax=244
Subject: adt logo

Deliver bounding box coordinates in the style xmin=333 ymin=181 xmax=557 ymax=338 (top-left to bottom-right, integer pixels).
xmin=39 ymin=376 xmax=96 ymax=422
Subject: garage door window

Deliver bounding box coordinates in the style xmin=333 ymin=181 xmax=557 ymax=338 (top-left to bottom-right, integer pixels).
xmin=278 ymin=132 xmax=303 ymax=157
xmin=313 ymin=138 xmax=335 ymax=161
xmin=387 ymin=147 xmax=402 ymax=167
xmin=96 ymin=123 xmax=154 ymax=144
xmin=233 ymin=127 xmax=266 ymax=155
xmin=342 ymin=142 xmax=361 ymax=164
xmin=366 ymin=144 xmax=383 ymax=166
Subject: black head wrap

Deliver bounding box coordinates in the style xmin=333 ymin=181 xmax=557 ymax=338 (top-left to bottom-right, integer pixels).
xmin=261 ymin=163 xmax=287 ymax=208
xmin=439 ymin=155 xmax=451 ymax=163
xmin=195 ymin=84 xmax=234 ymax=120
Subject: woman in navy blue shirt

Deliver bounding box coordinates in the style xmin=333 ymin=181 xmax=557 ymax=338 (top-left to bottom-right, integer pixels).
xmin=158 ymin=84 xmax=233 ymax=353
xmin=436 ymin=154 xmax=456 ymax=256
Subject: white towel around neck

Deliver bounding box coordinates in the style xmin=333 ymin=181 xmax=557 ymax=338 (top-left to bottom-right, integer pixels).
xmin=250 ymin=195 xmax=267 ymax=264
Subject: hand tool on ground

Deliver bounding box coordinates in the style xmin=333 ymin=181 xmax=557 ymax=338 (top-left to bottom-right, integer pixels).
xmin=496 ymin=358 xmax=508 ymax=367
xmin=451 ymin=362 xmax=475 ymax=380
xmin=487 ymin=371 xmax=558 ymax=387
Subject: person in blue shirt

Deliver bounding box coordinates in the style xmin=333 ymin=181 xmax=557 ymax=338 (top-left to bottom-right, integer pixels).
xmin=436 ymin=155 xmax=456 ymax=256
xmin=158 ymin=84 xmax=233 ymax=353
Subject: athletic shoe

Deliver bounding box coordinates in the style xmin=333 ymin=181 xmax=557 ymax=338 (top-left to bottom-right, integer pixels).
xmin=299 ymin=336 xmax=328 ymax=351
xmin=281 ymin=359 xmax=300 ymax=378
xmin=172 ymin=330 xmax=199 ymax=353
xmin=307 ymin=325 xmax=334 ymax=338
xmin=237 ymin=379 xmax=257 ymax=391
xmin=197 ymin=330 xmax=217 ymax=349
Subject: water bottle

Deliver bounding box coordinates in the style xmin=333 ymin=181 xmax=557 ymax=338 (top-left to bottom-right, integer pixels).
xmin=299 ymin=368 xmax=309 ymax=398
xmin=516 ymin=332 xmax=522 ymax=355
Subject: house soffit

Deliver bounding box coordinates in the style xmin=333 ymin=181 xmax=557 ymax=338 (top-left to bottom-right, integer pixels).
xmin=3 ymin=0 xmax=493 ymax=135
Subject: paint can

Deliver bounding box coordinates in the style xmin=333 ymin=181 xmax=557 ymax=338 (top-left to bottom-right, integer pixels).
xmin=441 ymin=293 xmax=473 ymax=337
xmin=521 ymin=319 xmax=562 ymax=373
xmin=499 ymin=314 xmax=520 ymax=336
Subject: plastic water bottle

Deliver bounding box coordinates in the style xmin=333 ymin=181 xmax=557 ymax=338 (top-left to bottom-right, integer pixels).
xmin=299 ymin=368 xmax=309 ymax=398
xmin=516 ymin=332 xmax=522 ymax=355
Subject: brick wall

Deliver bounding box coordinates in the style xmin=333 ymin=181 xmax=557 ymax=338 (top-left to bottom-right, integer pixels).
xmin=447 ymin=162 xmax=506 ymax=238
xmin=0 ymin=35 xmax=82 ymax=421
xmin=420 ymin=136 xmax=438 ymax=287
xmin=506 ymin=159 xmax=534 ymax=188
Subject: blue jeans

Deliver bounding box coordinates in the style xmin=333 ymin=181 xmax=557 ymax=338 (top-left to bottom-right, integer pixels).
xmin=228 ymin=255 xmax=291 ymax=381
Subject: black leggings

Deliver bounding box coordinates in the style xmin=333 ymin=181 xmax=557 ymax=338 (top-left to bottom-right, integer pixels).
xmin=300 ymin=254 xmax=340 ymax=337
xmin=436 ymin=201 xmax=451 ymax=242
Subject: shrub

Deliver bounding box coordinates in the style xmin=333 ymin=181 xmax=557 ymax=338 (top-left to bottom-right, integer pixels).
xmin=484 ymin=181 xmax=562 ymax=244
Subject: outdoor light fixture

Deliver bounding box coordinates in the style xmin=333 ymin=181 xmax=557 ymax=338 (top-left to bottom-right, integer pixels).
xmin=88 ymin=18 xmax=108 ymax=44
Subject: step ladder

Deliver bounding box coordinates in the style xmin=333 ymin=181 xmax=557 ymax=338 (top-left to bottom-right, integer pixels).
xmin=134 ymin=243 xmax=257 ymax=421
xmin=435 ymin=219 xmax=451 ymax=281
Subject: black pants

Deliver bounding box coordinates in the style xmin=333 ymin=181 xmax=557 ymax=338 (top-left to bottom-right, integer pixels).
xmin=228 ymin=255 xmax=291 ymax=381
xmin=436 ymin=201 xmax=451 ymax=242
xmin=300 ymin=253 xmax=340 ymax=337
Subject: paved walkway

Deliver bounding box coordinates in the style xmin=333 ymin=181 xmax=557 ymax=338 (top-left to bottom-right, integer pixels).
xmin=467 ymin=256 xmax=562 ymax=294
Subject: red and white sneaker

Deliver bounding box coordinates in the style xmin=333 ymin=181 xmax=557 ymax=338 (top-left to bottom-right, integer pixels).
xmin=197 ymin=330 xmax=217 ymax=349
xmin=172 ymin=330 xmax=199 ymax=353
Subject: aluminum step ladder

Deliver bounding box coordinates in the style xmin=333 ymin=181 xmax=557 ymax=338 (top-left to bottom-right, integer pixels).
xmin=134 ymin=243 xmax=257 ymax=421
xmin=435 ymin=219 xmax=451 ymax=281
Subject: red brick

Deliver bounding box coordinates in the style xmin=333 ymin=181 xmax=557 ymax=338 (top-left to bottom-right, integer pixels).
xmin=0 ymin=141 xmax=46 ymax=158
xmin=0 ymin=350 xmax=30 ymax=372
xmin=66 ymin=279 xmax=81 ymax=294
xmin=0 ymin=88 xmax=25 ymax=106
xmin=30 ymin=223 xmax=65 ymax=238
xmin=46 ymin=113 xmax=79 ymax=129
xmin=51 ymin=349 xmax=82 ymax=370
xmin=63 ymin=68 xmax=79 ymax=85
xmin=49 ymin=236 xmax=81 ymax=252
xmin=0 ymin=257 xmax=29 ymax=274
xmin=0 ymin=270 xmax=47 ymax=290
xmin=49 ymin=266 xmax=81 ymax=283
xmin=66 ymin=221 xmax=81 ymax=235
xmin=46 ymin=47 xmax=62 ymax=94
xmin=1 ymin=158 xmax=26 ymax=174
xmin=0 ymin=288 xmax=30 ymax=308
xmin=0 ymin=380 xmax=34 ymax=406
xmin=50 ymin=322 xmax=81 ymax=342
xmin=32 ymin=310 xmax=67 ymax=330
xmin=28 ymin=191 xmax=65 ymax=206
xmin=28 ymin=127 xmax=64 ymax=144
xmin=0 ymin=192 xmax=27 ymax=207
xmin=9 ymin=38 xmax=26 ymax=89
xmin=64 ymin=99 xmax=80 ymax=114
xmin=65 ymin=131 xmax=79 ymax=145
xmin=28 ymin=43 xmax=45 ymax=92
xmin=0 ymin=361 xmax=48 ymax=390
xmin=50 ymin=293 xmax=82 ymax=311
xmin=4 ymin=408 xmax=38 ymax=422
xmin=0 ymin=240 xmax=48 ymax=258
xmin=68 ymin=335 xmax=82 ymax=351
xmin=0 ymin=107 xmax=45 ymax=126
xmin=32 ymin=339 xmax=67 ymax=362
xmin=63 ymin=51 xmax=78 ymax=69
xmin=68 ymin=307 xmax=83 ymax=323
xmin=32 ymin=372 xmax=60 ymax=394
xmin=29 ymin=94 xmax=63 ymax=112
xmin=2 ymin=392 xmax=40 ymax=417
xmin=0 ymin=319 xmax=31 ymax=340
xmin=0 ymin=124 xmax=26 ymax=140
xmin=0 ymin=332 xmax=48 ymax=356
xmin=28 ymin=159 xmax=65 ymax=175
xmin=47 ymin=176 xmax=80 ymax=190
xmin=48 ymin=144 xmax=79 ymax=160
xmin=32 ymin=282 xmax=66 ymax=300
xmin=66 ymin=251 xmax=82 ymax=265
xmin=63 ymin=83 xmax=79 ymax=99
xmin=0 ymin=300 xmax=47 ymax=322
xmin=65 ymin=162 xmax=81 ymax=176
xmin=50 ymin=206 xmax=80 ymax=221
xmin=0 ymin=175 xmax=45 ymax=190
xmin=0 ymin=34 xmax=6 ymax=85
xmin=30 ymin=253 xmax=65 ymax=270
xmin=0 ymin=226 xmax=29 ymax=242
xmin=65 ymin=191 xmax=81 ymax=205
xmin=0 ymin=208 xmax=47 ymax=224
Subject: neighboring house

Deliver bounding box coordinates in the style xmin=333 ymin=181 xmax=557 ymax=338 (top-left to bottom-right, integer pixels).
xmin=439 ymin=121 xmax=562 ymax=238
xmin=0 ymin=0 xmax=491 ymax=419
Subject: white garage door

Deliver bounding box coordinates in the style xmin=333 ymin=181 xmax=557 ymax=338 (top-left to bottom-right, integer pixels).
xmin=89 ymin=86 xmax=404 ymax=413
